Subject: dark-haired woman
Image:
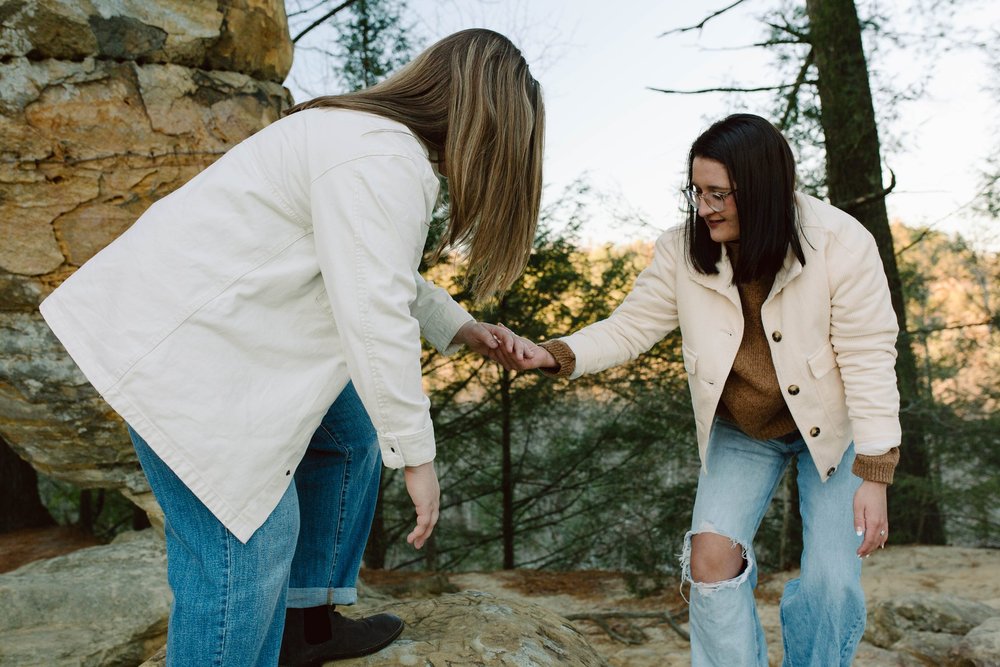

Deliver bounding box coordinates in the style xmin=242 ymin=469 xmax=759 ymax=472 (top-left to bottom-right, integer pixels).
xmin=40 ymin=29 xmax=543 ymax=667
xmin=494 ymin=114 xmax=900 ymax=665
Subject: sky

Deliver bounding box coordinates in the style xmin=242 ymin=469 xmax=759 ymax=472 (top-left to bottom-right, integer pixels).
xmin=285 ymin=0 xmax=1000 ymax=249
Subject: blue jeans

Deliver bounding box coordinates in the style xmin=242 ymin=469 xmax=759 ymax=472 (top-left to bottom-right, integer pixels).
xmin=680 ymin=417 xmax=865 ymax=667
xmin=129 ymin=382 xmax=381 ymax=667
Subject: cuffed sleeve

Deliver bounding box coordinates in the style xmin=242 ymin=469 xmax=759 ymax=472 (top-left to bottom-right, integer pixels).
xmin=311 ymin=152 xmax=439 ymax=469
xmin=852 ymin=447 xmax=899 ymax=484
xmin=538 ymin=340 xmax=576 ymax=378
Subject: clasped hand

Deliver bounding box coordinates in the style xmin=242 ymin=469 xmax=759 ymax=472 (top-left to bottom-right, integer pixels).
xmin=451 ymin=320 xmax=556 ymax=371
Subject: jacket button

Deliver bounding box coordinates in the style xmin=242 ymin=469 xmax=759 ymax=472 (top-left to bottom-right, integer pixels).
xmin=787 ymin=384 xmax=800 ymax=396
xmin=772 ymin=331 xmax=782 ymax=342
xmin=809 ymin=426 xmax=821 ymax=437
xmin=827 ymin=466 xmax=836 ymax=476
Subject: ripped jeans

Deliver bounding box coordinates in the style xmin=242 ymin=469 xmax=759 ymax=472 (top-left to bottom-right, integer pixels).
xmin=681 ymin=417 xmax=865 ymax=666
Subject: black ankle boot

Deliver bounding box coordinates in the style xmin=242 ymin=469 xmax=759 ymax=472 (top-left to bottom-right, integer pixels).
xmin=279 ymin=606 xmax=404 ymax=666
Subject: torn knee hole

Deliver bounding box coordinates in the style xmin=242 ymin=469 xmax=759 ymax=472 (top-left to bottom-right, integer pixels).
xmin=682 ymin=528 xmax=752 ymax=588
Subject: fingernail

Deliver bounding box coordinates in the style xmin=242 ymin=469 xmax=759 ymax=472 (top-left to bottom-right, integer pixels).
xmin=855 ymin=527 xmax=863 ymax=537
xmin=865 ymin=554 xmax=870 ymax=559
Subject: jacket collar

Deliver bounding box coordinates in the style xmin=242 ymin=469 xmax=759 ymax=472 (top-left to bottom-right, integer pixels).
xmin=688 ymin=243 xmax=804 ymax=307
xmin=688 ymin=244 xmax=740 ymax=308
xmin=769 ymin=249 xmax=803 ymax=300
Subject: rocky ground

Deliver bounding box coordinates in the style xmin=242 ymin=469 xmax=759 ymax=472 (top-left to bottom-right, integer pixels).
xmin=3 ymin=526 xmax=999 ymax=666
xmin=358 ymin=545 xmax=1000 ymax=666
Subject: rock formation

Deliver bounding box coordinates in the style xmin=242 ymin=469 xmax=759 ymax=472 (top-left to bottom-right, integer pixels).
xmin=0 ymin=529 xmax=169 ymax=667
xmin=138 ymin=590 xmax=610 ymax=667
xmin=864 ymin=593 xmax=1000 ymax=666
xmin=0 ymin=0 xmax=294 ymax=516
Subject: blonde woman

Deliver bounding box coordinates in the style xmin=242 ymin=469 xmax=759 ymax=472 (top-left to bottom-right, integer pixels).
xmin=40 ymin=29 xmax=543 ymax=667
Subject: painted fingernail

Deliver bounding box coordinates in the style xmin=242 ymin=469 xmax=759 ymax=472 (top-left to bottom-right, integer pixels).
xmin=855 ymin=527 xmax=863 ymax=537
xmin=865 ymin=554 xmax=870 ymax=559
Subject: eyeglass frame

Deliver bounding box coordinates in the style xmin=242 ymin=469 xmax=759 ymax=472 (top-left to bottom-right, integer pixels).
xmin=681 ymin=186 xmax=736 ymax=213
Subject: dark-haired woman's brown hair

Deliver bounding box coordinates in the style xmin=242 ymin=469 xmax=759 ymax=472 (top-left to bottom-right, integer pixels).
xmin=685 ymin=113 xmax=804 ymax=283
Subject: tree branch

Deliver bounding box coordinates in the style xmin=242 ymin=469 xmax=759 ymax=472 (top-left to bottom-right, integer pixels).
xmin=907 ymin=317 xmax=996 ymax=336
xmin=293 ymin=0 xmax=360 ymax=43
xmin=832 ymin=168 xmax=897 ymax=211
xmin=764 ymin=20 xmax=809 ymax=42
xmin=659 ymin=0 xmax=749 ymax=37
xmin=648 ymin=82 xmax=815 ymax=95
xmin=894 ymin=227 xmax=935 ymax=257
xmin=287 ymin=0 xmax=331 ymax=17
xmin=778 ymin=48 xmax=814 ymax=131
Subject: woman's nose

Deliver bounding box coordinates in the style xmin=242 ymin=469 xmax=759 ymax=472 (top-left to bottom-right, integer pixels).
xmin=697 ymin=198 xmax=715 ymax=217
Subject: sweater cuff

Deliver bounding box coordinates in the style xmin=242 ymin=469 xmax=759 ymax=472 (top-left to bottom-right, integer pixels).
xmin=852 ymin=447 xmax=899 ymax=485
xmin=538 ymin=340 xmax=576 ymax=378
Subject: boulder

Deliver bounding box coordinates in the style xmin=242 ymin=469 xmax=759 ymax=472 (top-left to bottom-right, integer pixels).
xmin=0 ymin=529 xmax=169 ymax=667
xmin=949 ymin=616 xmax=1000 ymax=667
xmin=339 ymin=591 xmax=609 ymax=666
xmin=890 ymin=630 xmax=964 ymax=666
xmin=852 ymin=643 xmax=925 ymax=667
xmin=139 ymin=591 xmax=609 ymax=667
xmin=865 ymin=593 xmax=1000 ymax=648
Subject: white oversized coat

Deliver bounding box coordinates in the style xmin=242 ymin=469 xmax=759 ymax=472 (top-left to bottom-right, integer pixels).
xmin=40 ymin=109 xmax=473 ymax=542
xmin=560 ymin=193 xmax=901 ymax=481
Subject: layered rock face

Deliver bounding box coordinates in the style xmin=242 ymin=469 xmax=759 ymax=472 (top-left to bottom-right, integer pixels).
xmin=0 ymin=1 xmax=294 ymax=510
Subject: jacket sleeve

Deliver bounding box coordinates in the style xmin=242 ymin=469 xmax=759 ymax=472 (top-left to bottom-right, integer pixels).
xmin=827 ymin=224 xmax=902 ymax=455
xmin=411 ymin=273 xmax=474 ymax=355
xmin=310 ymin=153 xmax=438 ymax=469
xmin=560 ymin=230 xmax=681 ymax=378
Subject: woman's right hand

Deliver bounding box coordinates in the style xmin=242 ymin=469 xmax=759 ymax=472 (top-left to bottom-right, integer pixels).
xmin=481 ymin=323 xmax=557 ymax=371
xmin=404 ymin=461 xmax=440 ymax=549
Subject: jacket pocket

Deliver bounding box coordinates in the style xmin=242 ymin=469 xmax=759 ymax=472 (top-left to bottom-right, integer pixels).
xmin=682 ymin=344 xmax=698 ymax=375
xmin=807 ymin=345 xmax=837 ymax=379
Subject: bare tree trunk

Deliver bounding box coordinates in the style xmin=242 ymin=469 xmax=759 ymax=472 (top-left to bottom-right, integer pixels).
xmin=806 ymin=0 xmax=945 ymax=544
xmin=501 ymin=368 xmax=515 ymax=569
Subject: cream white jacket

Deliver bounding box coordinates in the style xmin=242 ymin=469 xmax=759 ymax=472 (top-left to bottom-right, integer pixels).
xmin=561 ymin=193 xmax=901 ymax=481
xmin=40 ymin=109 xmax=473 ymax=542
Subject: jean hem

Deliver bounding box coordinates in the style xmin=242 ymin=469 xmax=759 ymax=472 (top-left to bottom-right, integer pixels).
xmin=286 ymin=586 xmax=358 ymax=607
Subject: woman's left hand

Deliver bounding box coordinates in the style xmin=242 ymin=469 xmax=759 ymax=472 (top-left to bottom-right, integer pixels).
xmin=451 ymin=320 xmax=536 ymax=364
xmin=854 ymin=480 xmax=889 ymax=558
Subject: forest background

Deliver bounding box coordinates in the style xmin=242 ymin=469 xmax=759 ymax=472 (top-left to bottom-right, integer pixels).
xmin=3 ymin=0 xmax=998 ymax=593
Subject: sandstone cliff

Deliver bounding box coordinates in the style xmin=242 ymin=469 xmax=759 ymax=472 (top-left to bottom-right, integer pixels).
xmin=0 ymin=0 xmax=294 ymax=516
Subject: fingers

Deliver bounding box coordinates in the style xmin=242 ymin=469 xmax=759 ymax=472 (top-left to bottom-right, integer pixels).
xmin=487 ymin=323 xmax=516 ymax=354
xmin=404 ymin=462 xmax=440 ymax=550
xmin=494 ymin=323 xmax=533 ymax=360
xmin=854 ymin=489 xmax=889 ymax=558
xmin=406 ymin=505 xmax=440 ymax=550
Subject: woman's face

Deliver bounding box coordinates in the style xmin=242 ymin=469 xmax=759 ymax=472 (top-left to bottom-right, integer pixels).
xmin=691 ymin=157 xmax=739 ymax=243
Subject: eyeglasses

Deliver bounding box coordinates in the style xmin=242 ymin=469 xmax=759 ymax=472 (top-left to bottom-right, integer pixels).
xmin=681 ymin=187 xmax=736 ymax=213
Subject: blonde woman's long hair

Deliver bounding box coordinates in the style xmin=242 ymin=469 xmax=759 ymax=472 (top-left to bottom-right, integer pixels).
xmin=287 ymin=28 xmax=544 ymax=303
